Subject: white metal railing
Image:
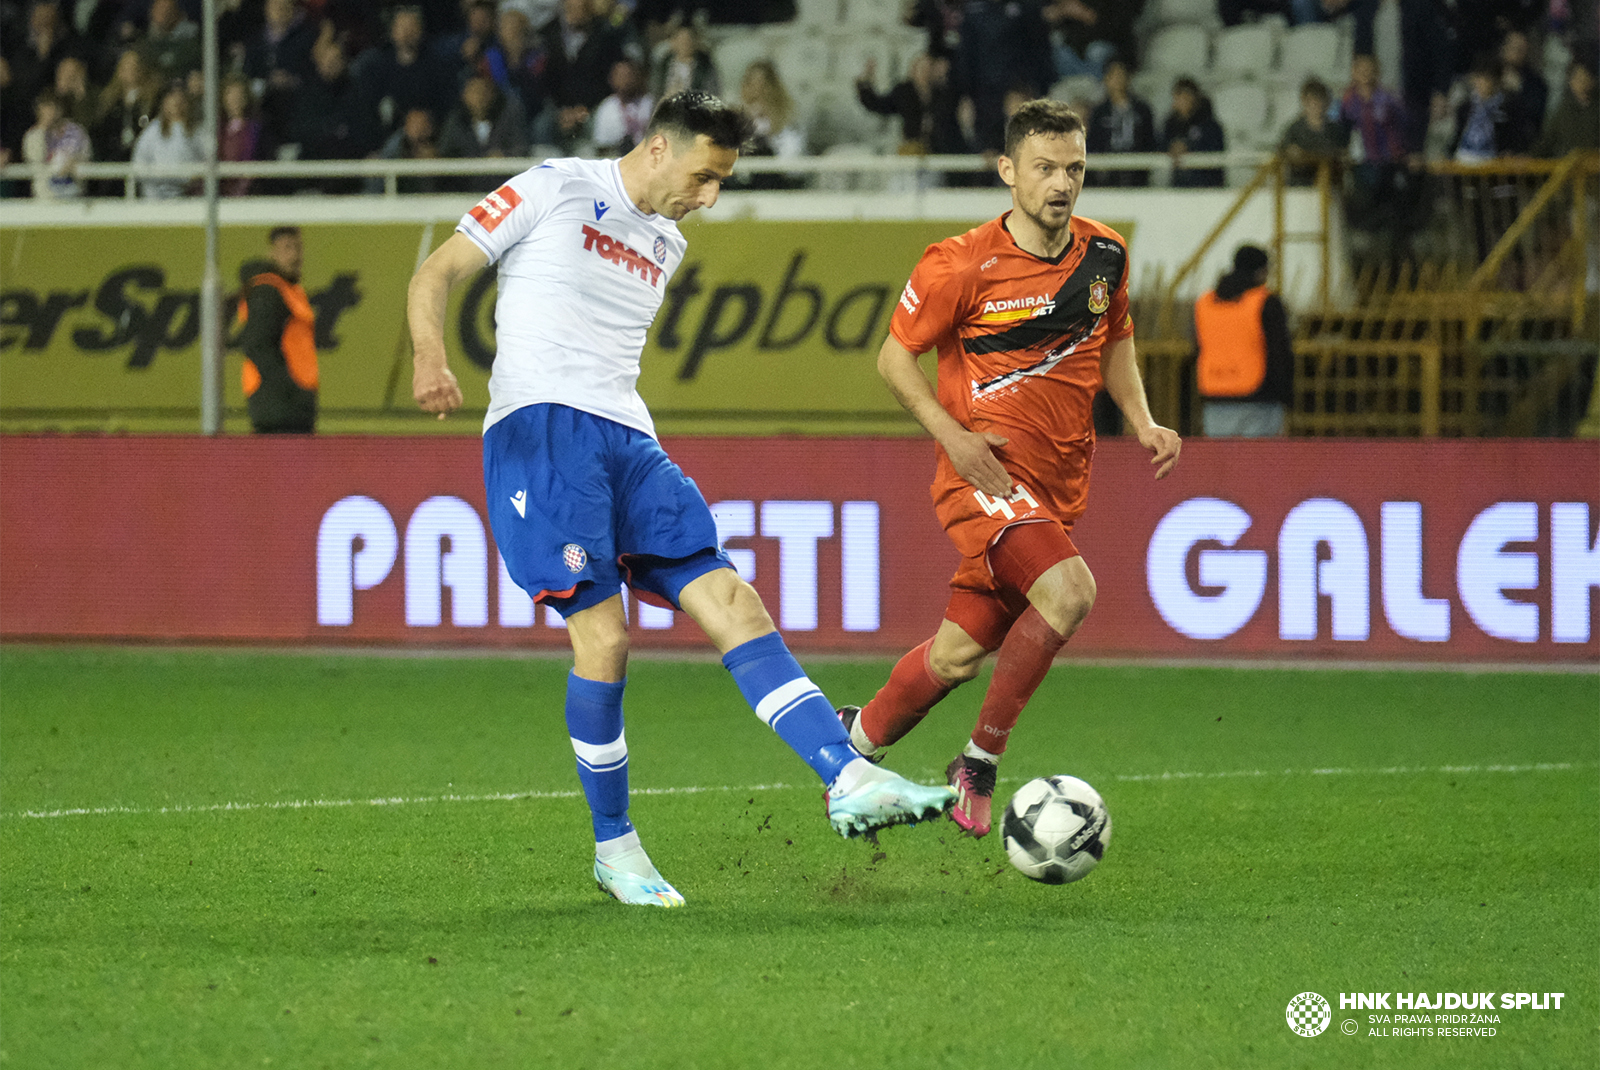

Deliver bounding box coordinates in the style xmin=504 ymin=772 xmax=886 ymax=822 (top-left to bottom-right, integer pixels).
xmin=0 ymin=151 xmax=1267 ymax=198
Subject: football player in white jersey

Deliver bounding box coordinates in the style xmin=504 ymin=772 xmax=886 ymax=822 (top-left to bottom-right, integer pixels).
xmin=406 ymin=93 xmax=954 ymax=908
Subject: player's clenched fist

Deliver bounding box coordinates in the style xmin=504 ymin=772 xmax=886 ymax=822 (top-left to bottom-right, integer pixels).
xmin=414 ymin=364 xmax=463 ymax=418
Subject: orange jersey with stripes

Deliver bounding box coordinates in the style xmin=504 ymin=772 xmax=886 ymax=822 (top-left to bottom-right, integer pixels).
xmin=891 ymin=213 xmax=1133 ymax=545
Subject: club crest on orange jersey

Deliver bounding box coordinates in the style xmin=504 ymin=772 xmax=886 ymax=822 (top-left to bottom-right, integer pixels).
xmin=1088 ymin=277 xmax=1110 ymax=315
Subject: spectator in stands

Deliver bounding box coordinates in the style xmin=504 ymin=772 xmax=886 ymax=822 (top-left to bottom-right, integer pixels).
xmin=904 ymin=0 xmax=961 ymax=59
xmin=136 ymin=0 xmax=201 ymax=83
xmin=651 ymin=24 xmax=719 ymax=102
xmin=856 ymin=53 xmax=966 ymax=156
xmin=1498 ymin=29 xmax=1548 ymax=129
xmin=1085 ymin=58 xmax=1155 ymax=187
xmin=439 ymin=72 xmax=531 ymax=189
xmin=375 ymin=106 xmax=444 ymax=193
xmin=293 ymin=34 xmax=377 ymax=183
xmin=1195 ymin=244 xmax=1295 ymax=437
xmin=954 ymin=0 xmax=1057 ymax=154
xmin=243 ymin=0 xmax=318 ymax=144
xmin=0 ymin=59 xmax=24 ymax=197
xmin=1291 ymin=0 xmax=1380 ymax=58
xmin=1279 ymin=77 xmax=1346 ymax=184
xmin=435 ymin=0 xmax=500 ymax=84
xmin=354 ymin=5 xmax=456 ymax=143
xmin=1398 ymin=0 xmax=1458 ymax=154
xmin=52 ymin=55 xmax=97 ymax=131
xmin=741 ymin=59 xmax=805 ymax=156
xmin=1339 ymin=54 xmax=1423 ymax=270
xmin=1451 ymin=57 xmax=1534 ymax=161
xmin=1338 ymin=54 xmax=1407 ymax=164
xmin=1163 ymin=76 xmax=1225 ymax=188
xmin=219 ymin=74 xmax=267 ymax=196
xmin=542 ymin=0 xmax=628 ymax=151
xmin=1533 ymin=58 xmax=1599 ymax=156
xmin=10 ymin=2 xmax=82 ymax=108
xmin=90 ymin=48 xmax=159 ymax=175
xmin=132 ymin=80 xmax=201 ymax=198
xmin=591 ymin=57 xmax=652 ymax=155
xmin=1041 ymin=0 xmax=1138 ymax=83
xmin=480 ymin=6 xmax=550 ymax=143
xmin=23 ymin=88 xmax=91 ymax=198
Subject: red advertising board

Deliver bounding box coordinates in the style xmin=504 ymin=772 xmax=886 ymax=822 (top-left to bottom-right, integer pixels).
xmin=1 ymin=435 xmax=1595 ymax=662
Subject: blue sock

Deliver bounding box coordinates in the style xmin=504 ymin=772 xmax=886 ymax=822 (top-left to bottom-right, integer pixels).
xmin=564 ymin=672 xmax=633 ymax=843
xmin=722 ymin=632 xmax=857 ymax=785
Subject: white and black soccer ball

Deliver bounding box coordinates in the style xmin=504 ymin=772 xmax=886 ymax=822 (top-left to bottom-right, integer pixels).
xmin=1001 ymin=775 xmax=1112 ymax=884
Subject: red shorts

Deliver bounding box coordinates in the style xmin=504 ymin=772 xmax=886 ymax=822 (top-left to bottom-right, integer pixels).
xmin=941 ymin=516 xmax=1080 ymax=651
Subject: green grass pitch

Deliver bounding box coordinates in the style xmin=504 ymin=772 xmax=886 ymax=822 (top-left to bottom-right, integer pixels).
xmin=2 ymin=646 xmax=1595 ymax=1069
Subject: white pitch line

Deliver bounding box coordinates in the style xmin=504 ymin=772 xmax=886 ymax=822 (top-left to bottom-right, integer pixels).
xmin=3 ymin=764 xmax=1590 ymax=822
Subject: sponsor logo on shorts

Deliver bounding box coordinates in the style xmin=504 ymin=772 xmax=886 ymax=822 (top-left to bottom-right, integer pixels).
xmin=509 ymin=490 xmax=527 ymax=518
xmin=1087 ymin=276 xmax=1111 ymax=315
xmin=468 ymin=185 xmax=522 ymax=232
xmin=563 ymin=543 xmax=588 ymax=573
xmin=580 ymin=225 xmax=663 ymax=287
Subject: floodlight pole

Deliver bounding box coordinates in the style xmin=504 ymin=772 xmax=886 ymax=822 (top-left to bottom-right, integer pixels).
xmin=199 ymin=0 xmax=223 ymax=435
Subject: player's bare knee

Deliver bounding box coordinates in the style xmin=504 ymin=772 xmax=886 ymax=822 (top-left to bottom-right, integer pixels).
xmin=929 ymin=634 xmax=986 ymax=685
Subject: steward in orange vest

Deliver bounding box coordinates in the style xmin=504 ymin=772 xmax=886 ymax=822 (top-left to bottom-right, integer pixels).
xmin=1193 ymin=244 xmax=1293 ymax=436
xmin=238 ymin=226 xmax=317 ymax=433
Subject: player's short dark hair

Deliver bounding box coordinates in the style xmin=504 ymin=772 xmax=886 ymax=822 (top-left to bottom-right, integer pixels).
xmin=268 ymin=225 xmax=301 ymax=243
xmin=1300 ymin=77 xmax=1329 ymax=102
xmin=647 ymin=91 xmax=756 ymax=152
xmin=1002 ymin=98 xmax=1085 ymax=160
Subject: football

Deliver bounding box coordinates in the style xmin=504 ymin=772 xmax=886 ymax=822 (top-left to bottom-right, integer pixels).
xmin=1001 ymin=775 xmax=1112 ymax=884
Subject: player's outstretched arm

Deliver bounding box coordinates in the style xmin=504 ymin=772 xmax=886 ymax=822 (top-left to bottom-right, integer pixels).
xmin=1101 ymin=336 xmax=1181 ymax=479
xmin=407 ymin=232 xmax=489 ymax=417
xmin=877 ymin=335 xmax=1014 ymax=498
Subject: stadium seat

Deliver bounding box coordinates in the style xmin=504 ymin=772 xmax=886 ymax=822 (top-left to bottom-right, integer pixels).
xmin=830 ymin=33 xmax=898 ymax=88
xmin=793 ymin=0 xmax=843 ymax=28
xmin=841 ymin=0 xmax=896 ymax=29
xmin=1271 ymin=83 xmax=1306 ymax=134
xmin=1050 ymin=75 xmax=1103 ymax=114
xmin=1278 ymin=24 xmax=1343 ymax=86
xmin=1212 ymin=22 xmax=1277 ymax=81
xmin=1142 ymin=0 xmax=1219 ymax=30
xmin=1212 ymin=81 xmax=1272 ymax=149
xmin=711 ymin=31 xmax=775 ymax=101
xmin=774 ymin=31 xmax=834 ymax=93
xmin=806 ymin=86 xmax=889 ymax=155
xmin=1133 ymin=69 xmax=1177 ymax=111
xmin=1144 ymin=24 xmax=1210 ymax=81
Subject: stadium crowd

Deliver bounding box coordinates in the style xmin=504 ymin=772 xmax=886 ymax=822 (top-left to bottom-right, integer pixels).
xmin=1 ymin=0 xmax=1595 ymax=199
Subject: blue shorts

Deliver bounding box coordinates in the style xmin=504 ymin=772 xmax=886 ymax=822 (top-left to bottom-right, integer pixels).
xmin=483 ymin=404 xmax=731 ymax=618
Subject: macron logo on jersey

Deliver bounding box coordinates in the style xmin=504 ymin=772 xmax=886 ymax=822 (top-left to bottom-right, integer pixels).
xmin=580 ymin=224 xmax=664 ymax=287
xmin=469 ymin=184 xmax=522 ymax=232
xmin=593 ymin=199 xmax=609 ymax=220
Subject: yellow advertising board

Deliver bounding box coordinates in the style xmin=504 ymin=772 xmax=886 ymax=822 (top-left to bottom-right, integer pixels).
xmin=1 ymin=216 xmax=1129 ymax=433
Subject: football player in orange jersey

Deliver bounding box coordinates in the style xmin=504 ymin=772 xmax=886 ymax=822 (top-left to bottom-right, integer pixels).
xmin=840 ymin=99 xmax=1182 ymax=837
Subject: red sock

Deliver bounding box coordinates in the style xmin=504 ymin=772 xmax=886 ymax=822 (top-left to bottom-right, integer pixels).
xmin=860 ymin=638 xmax=956 ymax=748
xmin=971 ymin=606 xmax=1067 ymax=755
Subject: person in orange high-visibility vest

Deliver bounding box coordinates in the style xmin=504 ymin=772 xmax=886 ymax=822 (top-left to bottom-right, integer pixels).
xmin=238 ymin=225 xmax=317 ymax=433
xmin=1194 ymin=244 xmax=1294 ymax=437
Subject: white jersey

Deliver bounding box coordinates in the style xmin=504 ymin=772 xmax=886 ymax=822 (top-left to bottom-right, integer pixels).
xmin=456 ymin=157 xmax=687 ymax=436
